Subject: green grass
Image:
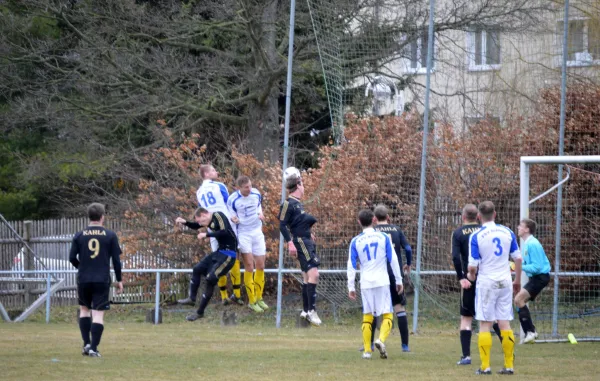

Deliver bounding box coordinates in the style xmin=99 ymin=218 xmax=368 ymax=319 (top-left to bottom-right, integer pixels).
xmin=1 ymin=305 xmax=599 ymax=380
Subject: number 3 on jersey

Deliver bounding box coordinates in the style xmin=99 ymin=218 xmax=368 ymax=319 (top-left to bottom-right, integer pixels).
xmin=89 ymin=238 xmax=100 ymax=259
xmin=492 ymin=237 xmax=503 ymax=256
xmin=201 ymin=191 xmax=217 ymax=207
xmin=363 ymin=242 xmax=379 ymax=261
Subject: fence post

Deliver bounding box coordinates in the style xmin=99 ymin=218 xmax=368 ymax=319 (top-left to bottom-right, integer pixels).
xmin=154 ymin=272 xmax=161 ymax=325
xmin=23 ymin=221 xmax=33 ymax=307
xmin=46 ymin=273 xmax=51 ymax=324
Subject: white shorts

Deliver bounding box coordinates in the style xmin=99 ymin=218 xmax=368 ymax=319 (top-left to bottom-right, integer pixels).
xmin=361 ymin=286 xmax=393 ymax=317
xmin=237 ymin=229 xmax=266 ymax=256
xmin=475 ymin=280 xmax=514 ymax=322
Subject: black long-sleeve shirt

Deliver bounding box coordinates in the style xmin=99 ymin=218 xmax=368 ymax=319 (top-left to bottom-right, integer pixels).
xmin=184 ymin=211 xmax=237 ymax=253
xmin=374 ymin=223 xmax=412 ymax=268
xmin=451 ymin=223 xmax=481 ymax=280
xmin=278 ymin=196 xmax=317 ymax=242
xmin=69 ymin=225 xmax=122 ymax=283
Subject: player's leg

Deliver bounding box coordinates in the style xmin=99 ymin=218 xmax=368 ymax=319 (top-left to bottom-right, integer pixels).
xmin=395 ymin=296 xmax=410 ymax=352
xmin=475 ymin=286 xmax=495 ymax=374
xmin=253 ymin=232 xmax=268 ymax=310
xmin=374 ymin=286 xmax=393 ymax=359
xmin=88 ymin=282 xmax=110 ymax=357
xmin=180 ymin=259 xmax=209 ymax=305
xmin=77 ymin=282 xmax=93 ymax=355
xmin=241 ymin=250 xmax=261 ymax=312
xmin=496 ymin=285 xmax=516 ymax=374
xmin=298 ymin=238 xmax=320 ymax=325
xmin=516 ymin=274 xmax=549 ymax=342
xmin=190 ymin=254 xmax=235 ymax=320
xmin=458 ymin=282 xmax=475 ymax=365
xmin=209 ymin=235 xmax=230 ymax=302
xmin=300 ymin=271 xmax=309 ymax=319
xmin=229 ymin=256 xmax=243 ymax=304
xmin=360 ymin=287 xmax=375 ymax=358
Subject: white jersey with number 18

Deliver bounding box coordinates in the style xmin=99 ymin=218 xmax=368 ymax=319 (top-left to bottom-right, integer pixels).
xmin=196 ymin=180 xmax=230 ymax=217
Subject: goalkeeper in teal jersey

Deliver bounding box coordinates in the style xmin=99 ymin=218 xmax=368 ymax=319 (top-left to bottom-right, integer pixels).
xmin=515 ymin=218 xmax=551 ymax=344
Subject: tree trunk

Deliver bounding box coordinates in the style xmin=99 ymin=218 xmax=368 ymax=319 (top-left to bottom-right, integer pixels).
xmin=247 ymin=0 xmax=281 ymax=164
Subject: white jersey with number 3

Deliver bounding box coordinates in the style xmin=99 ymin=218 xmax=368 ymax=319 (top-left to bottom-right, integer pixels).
xmin=468 ymin=221 xmax=521 ymax=286
xmin=227 ymin=189 xmax=263 ymax=233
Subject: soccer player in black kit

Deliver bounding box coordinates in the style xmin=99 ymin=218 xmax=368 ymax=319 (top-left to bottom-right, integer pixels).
xmin=175 ymin=208 xmax=237 ymax=321
xmin=279 ymin=174 xmax=322 ymax=326
xmin=373 ymin=204 xmax=413 ymax=352
xmin=452 ymin=204 xmax=481 ymax=365
xmin=69 ymin=203 xmax=123 ymax=358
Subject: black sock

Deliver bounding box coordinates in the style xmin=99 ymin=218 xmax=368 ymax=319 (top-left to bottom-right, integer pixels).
xmin=197 ymin=281 xmax=216 ymax=315
xmin=307 ymin=282 xmax=317 ymax=311
xmin=301 ymin=284 xmax=309 ymax=313
xmin=397 ymin=312 xmax=409 ymax=346
xmin=90 ymin=323 xmax=104 ymax=351
xmin=79 ymin=316 xmax=91 ymax=346
xmin=492 ymin=322 xmax=503 ymax=342
xmin=190 ymin=270 xmax=202 ymax=301
xmin=371 ymin=316 xmax=377 ymax=345
xmin=460 ymin=329 xmax=472 ymax=357
xmin=519 ymin=306 xmax=535 ymax=334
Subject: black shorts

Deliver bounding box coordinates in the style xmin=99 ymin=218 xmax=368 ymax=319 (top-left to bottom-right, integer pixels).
xmin=294 ymin=237 xmax=320 ymax=273
xmin=196 ymin=251 xmax=236 ymax=282
xmin=524 ymin=273 xmax=550 ymax=301
xmin=388 ymin=273 xmax=406 ymax=306
xmin=460 ymin=280 xmax=476 ymax=317
xmin=78 ymin=282 xmax=110 ymax=311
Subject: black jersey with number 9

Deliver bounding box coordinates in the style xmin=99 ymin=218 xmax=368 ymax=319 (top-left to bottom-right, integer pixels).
xmin=69 ymin=226 xmax=122 ymax=283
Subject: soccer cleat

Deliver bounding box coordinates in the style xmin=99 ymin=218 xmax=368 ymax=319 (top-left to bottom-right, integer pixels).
xmin=306 ymin=310 xmax=322 ymax=326
xmin=374 ymin=339 xmax=388 ymax=359
xmin=358 ymin=344 xmax=375 ymax=352
xmin=457 ymin=356 xmax=472 ymax=365
xmin=402 ymin=344 xmax=411 ymax=353
xmin=475 ymin=368 xmax=492 ymax=375
xmin=256 ymin=299 xmax=269 ymax=310
xmin=248 ymin=303 xmax=264 ymax=313
xmin=523 ymin=331 xmax=537 ymax=344
xmin=88 ymin=349 xmax=102 ymax=358
xmin=229 ymin=294 xmax=244 ymax=306
xmin=186 ymin=312 xmax=204 ymax=321
xmin=82 ymin=344 xmax=91 ymax=356
xmin=222 ymin=298 xmax=230 ymax=306
xmin=177 ymin=297 xmax=195 ymax=306
xmin=300 ymin=311 xmax=308 ymax=319
xmin=362 ymin=352 xmax=372 ymax=359
xmin=497 ymin=368 xmax=514 ymax=375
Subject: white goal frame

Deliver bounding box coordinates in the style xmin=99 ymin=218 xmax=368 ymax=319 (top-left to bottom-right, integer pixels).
xmin=520 ymin=155 xmax=600 ymax=343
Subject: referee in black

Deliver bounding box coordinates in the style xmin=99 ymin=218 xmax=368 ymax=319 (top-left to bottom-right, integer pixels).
xmin=175 ymin=208 xmax=237 ymax=321
xmin=452 ymin=204 xmax=480 ymax=365
xmin=69 ymin=203 xmax=123 ymax=358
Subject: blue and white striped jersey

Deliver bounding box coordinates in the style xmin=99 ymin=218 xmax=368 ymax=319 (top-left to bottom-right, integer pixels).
xmin=468 ymin=222 xmax=521 ymax=283
xmin=347 ymin=228 xmax=402 ymax=291
xmin=196 ymin=180 xmax=230 ymax=217
xmin=227 ymin=188 xmax=263 ymax=232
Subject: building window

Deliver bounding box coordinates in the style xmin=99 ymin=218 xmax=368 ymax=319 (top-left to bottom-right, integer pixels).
xmin=405 ymin=33 xmax=434 ymax=74
xmin=467 ymin=29 xmax=501 ymax=71
xmin=557 ymin=19 xmax=600 ymax=66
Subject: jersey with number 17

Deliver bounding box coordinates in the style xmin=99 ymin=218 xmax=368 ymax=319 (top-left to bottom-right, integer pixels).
xmin=196 ymin=180 xmax=231 ymax=216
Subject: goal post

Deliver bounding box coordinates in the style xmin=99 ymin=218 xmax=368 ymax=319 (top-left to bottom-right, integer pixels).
xmin=520 ymin=155 xmax=600 ymax=342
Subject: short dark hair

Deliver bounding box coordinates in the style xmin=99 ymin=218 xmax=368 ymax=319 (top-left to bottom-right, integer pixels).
xmin=286 ymin=176 xmax=301 ymax=192
xmin=236 ymin=175 xmax=251 ymax=187
xmin=194 ymin=207 xmax=210 ymax=217
xmin=520 ymin=218 xmax=537 ymax=236
xmin=462 ymin=204 xmax=478 ymax=221
xmin=199 ymin=164 xmax=213 ymax=180
xmin=373 ymin=204 xmax=389 ymax=221
xmin=87 ymin=203 xmax=105 ymax=222
xmin=478 ymin=201 xmax=495 ymax=221
xmin=358 ymin=209 xmax=375 ymax=228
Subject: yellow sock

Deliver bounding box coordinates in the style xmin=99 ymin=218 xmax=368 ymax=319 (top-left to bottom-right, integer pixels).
xmin=478 ymin=331 xmax=493 ymax=371
xmin=244 ymin=271 xmax=256 ymax=304
xmin=231 ymin=260 xmax=242 ymax=298
xmin=218 ymin=276 xmax=228 ymax=300
xmin=378 ymin=313 xmax=394 ymax=343
xmin=501 ymin=330 xmax=515 ymax=369
xmin=254 ymin=269 xmax=265 ymax=300
xmin=362 ymin=314 xmax=374 ymax=353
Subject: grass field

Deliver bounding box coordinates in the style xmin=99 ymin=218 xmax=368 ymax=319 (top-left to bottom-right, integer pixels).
xmin=1 ymin=305 xmax=599 ymax=381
